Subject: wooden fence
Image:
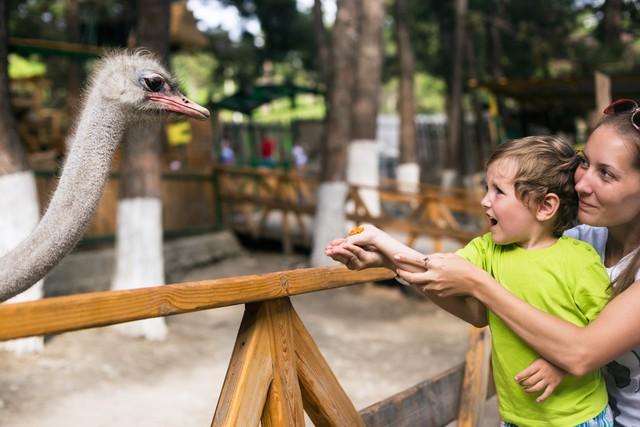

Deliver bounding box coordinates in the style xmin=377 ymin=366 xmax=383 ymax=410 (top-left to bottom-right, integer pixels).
xmin=33 ymin=167 xmax=486 ymax=252
xmin=0 ymin=266 xmax=493 ymax=426
xmin=215 ymin=166 xmax=486 ymax=253
xmin=34 ymin=170 xmax=219 ymax=241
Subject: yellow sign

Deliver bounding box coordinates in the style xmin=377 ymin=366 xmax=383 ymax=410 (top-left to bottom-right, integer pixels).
xmin=167 ymin=121 xmax=192 ymax=146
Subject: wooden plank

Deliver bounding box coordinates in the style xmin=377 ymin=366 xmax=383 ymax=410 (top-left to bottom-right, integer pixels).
xmin=433 ymin=238 xmax=443 ymax=253
xmin=291 ymin=309 xmax=365 ymax=427
xmin=261 ymin=298 xmax=305 ymax=427
xmin=282 ymin=210 xmax=292 ymax=254
xmin=256 ymin=205 xmax=273 ymax=238
xmin=360 ymin=363 xmax=464 ymax=427
xmin=348 ymin=186 xmax=372 ymax=218
xmin=211 ymin=303 xmax=273 ymax=427
xmin=293 ymin=211 xmax=307 ymax=243
xmin=0 ymin=266 xmax=395 ymax=341
xmin=282 ymin=181 xmax=307 ymax=247
xmin=359 ymin=363 xmax=496 ymax=427
xmin=457 ymin=327 xmax=492 ymax=427
xmin=9 ymin=37 xmax=106 ymax=56
xmin=220 ymin=194 xmax=316 ymax=215
xmin=241 ymin=203 xmax=258 ymax=235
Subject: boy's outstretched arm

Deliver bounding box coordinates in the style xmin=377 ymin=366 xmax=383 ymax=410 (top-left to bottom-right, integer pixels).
xmin=341 ymin=225 xmax=488 ymax=327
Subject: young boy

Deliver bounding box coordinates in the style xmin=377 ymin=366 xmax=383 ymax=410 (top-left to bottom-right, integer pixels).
xmin=326 ymin=136 xmax=612 ymax=426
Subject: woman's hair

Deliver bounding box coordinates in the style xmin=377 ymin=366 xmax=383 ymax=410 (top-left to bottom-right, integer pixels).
xmin=487 ymin=135 xmax=580 ymax=237
xmin=594 ymin=111 xmax=640 ymax=297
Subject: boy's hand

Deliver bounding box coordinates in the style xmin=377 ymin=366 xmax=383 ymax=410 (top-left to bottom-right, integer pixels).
xmin=515 ymin=358 xmax=566 ymax=402
xmin=325 ymin=239 xmax=391 ymax=270
xmin=344 ymin=223 xmax=384 ymax=247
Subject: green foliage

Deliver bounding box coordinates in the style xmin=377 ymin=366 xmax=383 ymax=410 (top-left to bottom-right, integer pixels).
xmin=6 ymin=0 xmax=640 ymax=125
xmin=217 ymin=0 xmax=317 ymax=85
xmin=380 ymin=72 xmax=446 ymax=114
xmin=8 ymin=54 xmax=47 ymax=79
xmin=8 ymin=0 xmax=134 ymax=46
xmin=415 ymin=73 xmax=447 ymax=113
xmin=392 ymin=0 xmax=640 ymax=86
xmin=252 ymin=94 xmax=325 ymax=122
xmin=171 ymin=52 xmax=219 ymax=105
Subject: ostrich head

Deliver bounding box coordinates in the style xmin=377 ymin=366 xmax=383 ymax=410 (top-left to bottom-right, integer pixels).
xmin=90 ymin=50 xmax=210 ymax=121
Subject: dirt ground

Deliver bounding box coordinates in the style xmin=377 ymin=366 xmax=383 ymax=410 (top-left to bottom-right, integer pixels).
xmin=0 ymin=247 xmax=498 ymax=426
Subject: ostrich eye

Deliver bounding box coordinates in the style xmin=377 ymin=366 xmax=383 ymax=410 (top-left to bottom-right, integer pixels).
xmin=142 ymin=76 xmax=165 ymax=92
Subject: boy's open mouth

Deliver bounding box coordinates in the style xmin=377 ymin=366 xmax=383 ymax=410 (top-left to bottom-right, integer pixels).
xmin=488 ymin=216 xmax=498 ymax=226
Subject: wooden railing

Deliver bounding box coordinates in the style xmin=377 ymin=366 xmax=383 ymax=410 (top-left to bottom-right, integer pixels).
xmin=32 ymin=166 xmax=485 ymax=250
xmin=214 ymin=166 xmax=317 ymax=253
xmin=0 ymin=266 xmax=493 ymax=426
xmin=214 ymin=166 xmax=487 ymax=253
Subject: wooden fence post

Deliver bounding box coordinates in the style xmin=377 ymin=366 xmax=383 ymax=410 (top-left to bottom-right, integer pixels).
xmin=211 ymin=303 xmax=274 ymax=426
xmin=211 ymin=297 xmax=364 ymax=427
xmin=262 ymin=298 xmax=305 ymax=426
xmin=457 ymin=326 xmax=492 ymax=427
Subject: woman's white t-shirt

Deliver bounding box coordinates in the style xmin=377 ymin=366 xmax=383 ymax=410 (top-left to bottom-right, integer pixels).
xmin=565 ymin=225 xmax=640 ymax=427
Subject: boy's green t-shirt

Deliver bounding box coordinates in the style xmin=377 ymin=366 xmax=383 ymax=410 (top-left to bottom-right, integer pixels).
xmin=457 ymin=233 xmax=610 ymax=427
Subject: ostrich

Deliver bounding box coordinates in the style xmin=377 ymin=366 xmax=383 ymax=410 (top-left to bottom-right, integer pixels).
xmin=0 ymin=51 xmax=209 ymax=329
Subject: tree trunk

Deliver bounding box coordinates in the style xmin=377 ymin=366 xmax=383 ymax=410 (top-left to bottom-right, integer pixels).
xmin=310 ymin=0 xmax=359 ymax=267
xmin=312 ymin=0 xmax=331 ymax=91
xmin=488 ymin=0 xmax=506 ymax=149
xmin=602 ymin=0 xmax=623 ymax=46
xmin=0 ymin=0 xmax=44 ymax=354
xmin=0 ymin=2 xmax=28 ymax=175
xmin=66 ymin=0 xmax=81 ymax=111
xmin=320 ymin=0 xmax=358 ymax=183
xmin=395 ymin=0 xmax=419 ymax=193
xmin=489 ymin=2 xmax=505 ymax=85
xmin=465 ymin=30 xmax=486 ymax=173
xmin=351 ymin=0 xmax=384 ymax=140
xmin=443 ymin=0 xmax=467 ymax=187
xmin=112 ymin=0 xmax=170 ymax=340
xmin=346 ymin=0 xmax=384 ymax=218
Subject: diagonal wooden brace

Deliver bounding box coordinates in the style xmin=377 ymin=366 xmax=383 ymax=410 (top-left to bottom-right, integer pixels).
xmin=212 ymin=297 xmax=363 ymax=427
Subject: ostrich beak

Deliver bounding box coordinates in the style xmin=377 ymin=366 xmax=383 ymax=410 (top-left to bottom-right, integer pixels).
xmin=148 ymin=93 xmax=210 ymax=120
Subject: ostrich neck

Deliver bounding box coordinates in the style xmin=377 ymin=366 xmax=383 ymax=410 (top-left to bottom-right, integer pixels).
xmin=0 ymin=95 xmax=129 ymax=301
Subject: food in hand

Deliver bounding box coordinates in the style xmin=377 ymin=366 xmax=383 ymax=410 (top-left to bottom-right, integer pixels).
xmin=348 ymin=226 xmax=365 ymax=236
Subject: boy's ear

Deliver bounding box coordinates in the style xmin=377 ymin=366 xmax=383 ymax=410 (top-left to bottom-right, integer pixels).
xmin=536 ymin=193 xmax=560 ymax=222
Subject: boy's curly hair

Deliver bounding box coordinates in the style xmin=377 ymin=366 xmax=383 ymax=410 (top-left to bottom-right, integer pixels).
xmin=487 ymin=135 xmax=581 ymax=236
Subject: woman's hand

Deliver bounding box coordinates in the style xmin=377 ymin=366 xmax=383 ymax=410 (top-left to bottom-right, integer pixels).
xmin=325 ymin=239 xmax=392 ymax=270
xmin=514 ymin=358 xmax=566 ymax=402
xmin=394 ymin=252 xmax=491 ymax=297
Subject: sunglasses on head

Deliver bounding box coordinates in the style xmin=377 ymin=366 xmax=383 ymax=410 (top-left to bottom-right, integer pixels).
xmin=603 ymin=98 xmax=640 ymax=131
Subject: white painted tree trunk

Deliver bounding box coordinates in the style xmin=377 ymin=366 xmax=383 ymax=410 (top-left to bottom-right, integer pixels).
xmin=111 ymin=197 xmax=167 ymax=340
xmin=396 ymin=162 xmax=420 ymax=194
xmin=346 ymin=140 xmax=380 ymax=218
xmin=0 ymin=171 xmax=44 ymax=354
xmin=310 ymin=182 xmax=349 ymax=267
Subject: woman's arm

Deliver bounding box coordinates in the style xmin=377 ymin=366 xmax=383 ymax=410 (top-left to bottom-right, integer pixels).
xmin=397 ymin=252 xmax=640 ymax=375
xmin=478 ymin=279 xmax=640 ymax=375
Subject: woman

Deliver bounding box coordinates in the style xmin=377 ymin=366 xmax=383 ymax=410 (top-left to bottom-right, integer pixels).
xmin=392 ymin=100 xmax=640 ymax=426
